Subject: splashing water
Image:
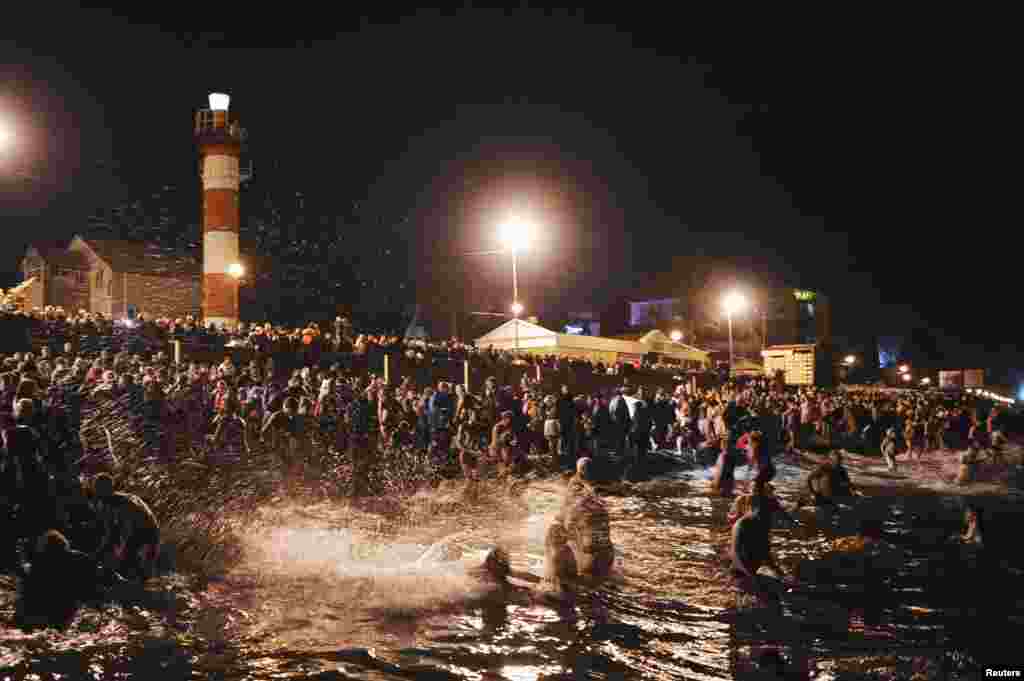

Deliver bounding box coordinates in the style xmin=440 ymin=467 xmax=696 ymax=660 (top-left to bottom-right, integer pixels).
xmin=4 ymin=418 xmax=1024 ymax=680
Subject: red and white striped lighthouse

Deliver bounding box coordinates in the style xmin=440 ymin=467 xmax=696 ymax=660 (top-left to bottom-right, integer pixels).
xmin=195 ymin=92 xmax=243 ymax=329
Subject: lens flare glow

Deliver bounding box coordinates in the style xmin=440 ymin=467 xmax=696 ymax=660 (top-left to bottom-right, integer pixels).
xmin=499 ymin=217 xmax=534 ymax=253
xmin=722 ymin=291 xmax=746 ymax=316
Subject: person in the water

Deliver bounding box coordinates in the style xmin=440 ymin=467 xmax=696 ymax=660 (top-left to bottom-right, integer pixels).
xmin=565 ymin=456 xmax=595 ymax=500
xmin=711 ymin=433 xmax=738 ymax=497
xmin=466 ymin=545 xmax=576 ymax=605
xmin=560 ymin=480 xmax=615 ymax=579
xmin=541 ymin=520 xmax=578 ymax=599
xmin=15 ymin=529 xmax=122 ymax=629
xmin=728 ymin=481 xmax=799 ymax=530
xmin=797 ymin=450 xmax=859 ymax=511
xmin=730 ymin=493 xmax=785 ymax=593
xmin=745 ymin=430 xmax=776 ymax=486
xmin=957 ymin=444 xmax=980 ymax=485
xmin=961 ymin=502 xmax=985 ymax=548
xmin=880 ymin=427 xmax=898 ymax=471
xmin=92 ymin=473 xmax=161 ymax=580
xmin=469 ymin=546 xmax=513 ymax=584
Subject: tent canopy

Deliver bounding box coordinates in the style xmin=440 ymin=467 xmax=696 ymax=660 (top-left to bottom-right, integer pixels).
xmin=475 ymin=318 xmax=558 ymax=345
xmin=475 ymin=320 xmax=711 ymax=367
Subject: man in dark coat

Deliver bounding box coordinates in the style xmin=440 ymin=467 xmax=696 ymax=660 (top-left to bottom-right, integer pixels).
xmin=609 ymin=387 xmax=631 ymax=461
xmin=651 ymin=388 xmax=674 ymax=450
xmin=627 ymin=387 xmax=653 ymax=478
xmin=2 ymin=399 xmax=55 ymax=548
xmin=556 ymin=385 xmax=578 ymax=465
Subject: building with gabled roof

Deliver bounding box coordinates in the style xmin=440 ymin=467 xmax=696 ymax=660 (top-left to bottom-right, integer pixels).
xmin=20 ymin=235 xmax=201 ymax=320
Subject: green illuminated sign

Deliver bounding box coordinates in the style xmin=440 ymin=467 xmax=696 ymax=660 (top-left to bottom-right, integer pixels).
xmin=793 ymin=289 xmax=816 ymax=302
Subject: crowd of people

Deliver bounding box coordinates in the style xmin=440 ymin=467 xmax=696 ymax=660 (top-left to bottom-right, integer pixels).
xmin=0 ymin=312 xmax=1017 ymax=632
xmin=4 ymin=305 xmax=709 ymax=382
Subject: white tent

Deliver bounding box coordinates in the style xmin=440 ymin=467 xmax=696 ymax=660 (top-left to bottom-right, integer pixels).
xmin=475 ymin=318 xmax=559 ymax=348
xmin=475 ymin=320 xmax=711 ymax=367
xmin=636 ymin=330 xmax=711 ymax=363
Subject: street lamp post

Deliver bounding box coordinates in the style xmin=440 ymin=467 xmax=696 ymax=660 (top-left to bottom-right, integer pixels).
xmin=464 ymin=217 xmax=534 ymax=355
xmin=722 ymin=292 xmax=745 ymax=378
xmin=728 ymin=313 xmax=734 ymax=372
xmin=500 ymin=217 xmax=533 ymax=355
xmin=513 ymin=246 xmax=519 ymax=353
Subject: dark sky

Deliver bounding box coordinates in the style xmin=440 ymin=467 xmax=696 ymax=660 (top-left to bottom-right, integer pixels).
xmin=0 ymin=9 xmax=1010 ymax=365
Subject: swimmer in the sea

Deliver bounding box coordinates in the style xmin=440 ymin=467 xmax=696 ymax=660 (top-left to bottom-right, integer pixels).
xmin=730 ymin=494 xmax=785 ymax=597
xmin=961 ymin=502 xmax=985 ymax=548
xmin=465 ymin=546 xmax=575 ymax=606
xmin=711 ymin=434 xmax=738 ymax=497
xmin=564 ymin=457 xmax=595 ymax=502
xmin=957 ymin=444 xmax=980 ymax=485
xmin=540 ymin=520 xmax=578 ymax=600
xmin=797 ymin=450 xmax=859 ymax=512
xmin=728 ymin=481 xmax=799 ymax=530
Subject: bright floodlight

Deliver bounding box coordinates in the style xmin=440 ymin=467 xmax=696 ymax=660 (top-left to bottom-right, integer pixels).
xmin=209 ymin=93 xmax=231 ymax=111
xmin=921 ymin=377 xmax=931 ymax=385
xmin=902 ymin=373 xmax=912 ymax=382
xmin=510 ymin=302 xmax=524 ymax=316
xmin=722 ymin=292 xmax=746 ymax=316
xmin=670 ymin=330 xmax=683 ymax=342
xmin=844 ymin=355 xmax=856 ymax=366
xmin=898 ymin=364 xmax=909 ymax=373
xmin=227 ymin=263 xmax=245 ymax=278
xmin=499 ymin=216 xmax=533 ymax=253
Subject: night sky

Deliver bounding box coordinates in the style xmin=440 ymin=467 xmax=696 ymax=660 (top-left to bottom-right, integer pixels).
xmin=0 ymin=9 xmax=1010 ymax=366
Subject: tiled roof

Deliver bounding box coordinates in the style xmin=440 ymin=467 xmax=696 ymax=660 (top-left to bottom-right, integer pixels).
xmin=81 ymin=239 xmax=201 ymax=276
xmin=40 ymin=248 xmax=91 ymax=269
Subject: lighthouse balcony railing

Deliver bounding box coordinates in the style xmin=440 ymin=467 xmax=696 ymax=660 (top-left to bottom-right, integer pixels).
xmin=194 ymin=110 xmax=246 ymax=142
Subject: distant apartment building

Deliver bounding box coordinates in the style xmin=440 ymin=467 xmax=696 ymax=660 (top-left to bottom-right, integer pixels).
xmin=623 ymin=286 xmax=831 ymax=355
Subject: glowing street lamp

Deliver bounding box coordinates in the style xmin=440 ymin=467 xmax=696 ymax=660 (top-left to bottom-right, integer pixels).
xmin=0 ymin=120 xmax=11 ymax=152
xmin=901 ymin=373 xmax=912 ymax=382
xmin=921 ymin=377 xmax=931 ymax=385
xmin=227 ymin=263 xmax=245 ymax=279
xmin=844 ymin=355 xmax=856 ymax=366
xmin=722 ymin=292 xmax=746 ymax=375
xmin=898 ymin=364 xmax=909 ymax=374
xmin=510 ymin=302 xmax=524 ymax=316
xmin=499 ymin=216 xmax=533 ymax=255
xmin=670 ymin=330 xmax=683 ymax=343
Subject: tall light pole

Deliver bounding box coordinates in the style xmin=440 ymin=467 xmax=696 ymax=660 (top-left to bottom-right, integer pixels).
xmin=500 ymin=217 xmax=533 ymax=355
xmin=723 ymin=292 xmax=746 ymax=377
